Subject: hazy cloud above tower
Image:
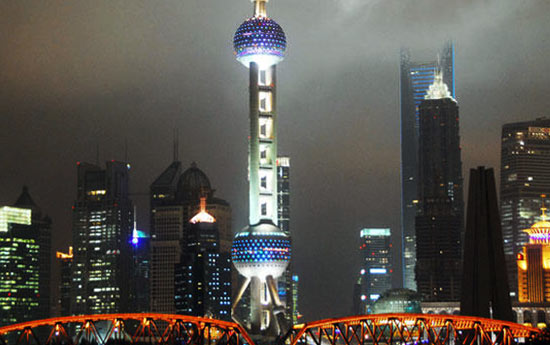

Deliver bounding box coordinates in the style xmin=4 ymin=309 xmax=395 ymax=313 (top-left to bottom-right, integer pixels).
xmin=1 ymin=0 xmax=549 ymax=320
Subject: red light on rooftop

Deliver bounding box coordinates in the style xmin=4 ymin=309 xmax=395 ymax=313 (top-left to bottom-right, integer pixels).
xmin=517 ymin=253 xmax=524 ymax=260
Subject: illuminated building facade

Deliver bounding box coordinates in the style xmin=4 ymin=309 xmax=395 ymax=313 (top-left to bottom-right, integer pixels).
xmin=370 ymin=288 xmax=422 ymax=315
xmin=357 ymin=228 xmax=392 ymax=313
xmin=70 ymin=161 xmax=133 ymax=315
xmin=130 ymin=211 xmax=150 ymax=313
xmin=501 ymin=118 xmax=550 ymax=298
xmin=276 ymin=156 xmax=296 ymax=324
xmin=400 ymin=42 xmax=454 ymax=290
xmin=415 ymin=72 xmax=463 ymax=302
xmin=0 ymin=187 xmax=51 ymax=326
xmin=56 ymin=247 xmax=73 ymax=316
xmin=517 ymin=205 xmax=550 ymax=303
xmin=174 ymin=198 xmax=231 ymax=319
xmin=231 ymin=0 xmax=291 ymax=337
xmin=150 ymin=161 xmax=231 ymax=313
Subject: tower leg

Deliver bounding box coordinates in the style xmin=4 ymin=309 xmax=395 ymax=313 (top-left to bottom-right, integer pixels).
xmin=231 ymin=277 xmax=251 ymax=326
xmin=266 ymin=275 xmax=289 ymax=334
xmin=250 ymin=277 xmax=263 ymax=334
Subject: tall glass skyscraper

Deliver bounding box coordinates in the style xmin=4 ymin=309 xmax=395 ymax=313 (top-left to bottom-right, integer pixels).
xmin=415 ymin=72 xmax=463 ymax=302
xmin=500 ymin=117 xmax=550 ymax=298
xmin=0 ymin=187 xmax=51 ymax=326
xmin=357 ymin=228 xmax=392 ymax=313
xmin=174 ymin=197 xmax=231 ymax=319
xmin=276 ymin=156 xmax=296 ymax=325
xmin=400 ymin=41 xmax=455 ymax=290
xmin=70 ymin=161 xmax=133 ymax=315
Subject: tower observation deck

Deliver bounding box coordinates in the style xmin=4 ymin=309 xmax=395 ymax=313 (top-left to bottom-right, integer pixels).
xmin=231 ymin=0 xmax=291 ymax=339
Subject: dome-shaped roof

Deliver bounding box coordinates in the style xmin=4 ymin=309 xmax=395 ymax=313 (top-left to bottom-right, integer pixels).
xmin=233 ymin=17 xmax=286 ymax=69
xmin=176 ymin=162 xmax=211 ymax=202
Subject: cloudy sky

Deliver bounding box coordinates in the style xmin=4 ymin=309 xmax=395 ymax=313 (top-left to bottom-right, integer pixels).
xmin=1 ymin=0 xmax=549 ymax=321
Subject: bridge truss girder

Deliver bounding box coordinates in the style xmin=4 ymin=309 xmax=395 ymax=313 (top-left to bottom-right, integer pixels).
xmin=281 ymin=314 xmax=541 ymax=345
xmin=0 ymin=313 xmax=253 ymax=345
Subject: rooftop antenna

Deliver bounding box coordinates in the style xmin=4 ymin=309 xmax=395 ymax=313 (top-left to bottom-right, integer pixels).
xmin=173 ymin=128 xmax=179 ymax=162
xmin=96 ymin=143 xmax=100 ymax=165
xmin=124 ymin=138 xmax=128 ymax=163
xmin=132 ymin=205 xmax=139 ymax=245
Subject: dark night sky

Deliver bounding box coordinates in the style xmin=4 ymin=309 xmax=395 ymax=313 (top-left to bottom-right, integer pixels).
xmin=1 ymin=0 xmax=549 ymax=321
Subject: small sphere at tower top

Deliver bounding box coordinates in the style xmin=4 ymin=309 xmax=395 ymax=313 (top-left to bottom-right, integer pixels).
xmin=233 ymin=16 xmax=286 ymax=69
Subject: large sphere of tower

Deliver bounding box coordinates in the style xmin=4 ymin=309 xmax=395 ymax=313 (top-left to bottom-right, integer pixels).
xmin=233 ymin=16 xmax=286 ymax=69
xmin=232 ymin=220 xmax=291 ymax=280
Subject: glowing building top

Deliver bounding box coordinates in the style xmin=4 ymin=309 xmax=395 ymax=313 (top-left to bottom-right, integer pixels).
xmin=517 ymin=197 xmax=550 ymax=303
xmin=425 ymin=70 xmax=455 ymax=102
xmin=189 ymin=197 xmax=216 ymax=224
xmin=233 ymin=0 xmax=286 ymax=69
xmin=56 ymin=246 xmax=74 ymax=260
xmin=523 ymin=202 xmax=550 ymax=245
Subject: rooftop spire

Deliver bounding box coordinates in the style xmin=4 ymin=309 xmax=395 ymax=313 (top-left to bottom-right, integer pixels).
xmin=425 ymin=69 xmax=455 ymax=101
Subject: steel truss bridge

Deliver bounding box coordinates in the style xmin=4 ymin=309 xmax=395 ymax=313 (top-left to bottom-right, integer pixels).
xmin=0 ymin=313 xmax=545 ymax=345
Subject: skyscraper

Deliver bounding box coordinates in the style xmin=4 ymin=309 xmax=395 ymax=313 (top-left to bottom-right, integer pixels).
xmin=501 ymin=118 xmax=550 ymax=298
xmin=56 ymin=247 xmax=73 ymax=317
xmin=70 ymin=161 xmax=133 ymax=315
xmin=0 ymin=187 xmax=51 ymax=326
xmin=357 ymin=228 xmax=392 ymax=312
xmin=130 ymin=211 xmax=150 ymax=313
xmin=174 ymin=197 xmax=231 ymax=319
xmin=149 ymin=161 xmax=231 ymax=313
xmin=400 ymin=42 xmax=455 ymax=290
xmin=231 ymin=0 xmax=291 ymax=337
xmin=277 ymin=156 xmax=296 ymax=324
xmin=415 ymin=71 xmax=464 ymax=302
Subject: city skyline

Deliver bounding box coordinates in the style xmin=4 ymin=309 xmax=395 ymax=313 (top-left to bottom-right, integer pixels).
xmin=1 ymin=0 xmax=549 ymax=322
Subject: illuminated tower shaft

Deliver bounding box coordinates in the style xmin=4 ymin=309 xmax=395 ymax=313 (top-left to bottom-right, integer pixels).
xmin=249 ymin=63 xmax=278 ymax=226
xmin=232 ymin=0 xmax=289 ymax=337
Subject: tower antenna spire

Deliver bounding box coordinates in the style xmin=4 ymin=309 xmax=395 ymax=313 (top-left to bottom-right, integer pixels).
xmin=96 ymin=143 xmax=100 ymax=165
xmin=253 ymin=0 xmax=268 ymax=17
xmin=124 ymin=138 xmax=128 ymax=162
xmin=173 ymin=128 xmax=179 ymax=162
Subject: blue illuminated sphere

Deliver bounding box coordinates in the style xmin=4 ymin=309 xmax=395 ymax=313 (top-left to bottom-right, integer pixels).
xmin=232 ymin=220 xmax=291 ymax=279
xmin=233 ymin=17 xmax=286 ymax=69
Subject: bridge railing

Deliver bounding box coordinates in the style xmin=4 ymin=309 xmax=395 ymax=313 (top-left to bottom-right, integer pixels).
xmin=280 ymin=314 xmax=543 ymax=345
xmin=0 ymin=313 xmax=254 ymax=345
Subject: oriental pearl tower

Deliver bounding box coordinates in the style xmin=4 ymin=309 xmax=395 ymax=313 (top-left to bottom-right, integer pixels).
xmin=231 ymin=0 xmax=291 ymax=338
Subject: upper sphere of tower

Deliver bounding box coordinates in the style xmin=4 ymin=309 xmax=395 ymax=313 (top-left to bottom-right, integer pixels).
xmin=233 ymin=17 xmax=286 ymax=69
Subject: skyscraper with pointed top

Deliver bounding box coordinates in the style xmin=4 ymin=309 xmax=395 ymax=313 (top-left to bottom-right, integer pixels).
xmin=415 ymin=71 xmax=464 ymax=302
xmin=231 ymin=0 xmax=291 ymax=338
xmin=400 ymin=42 xmax=455 ymax=290
xmin=0 ymin=186 xmax=52 ymax=325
